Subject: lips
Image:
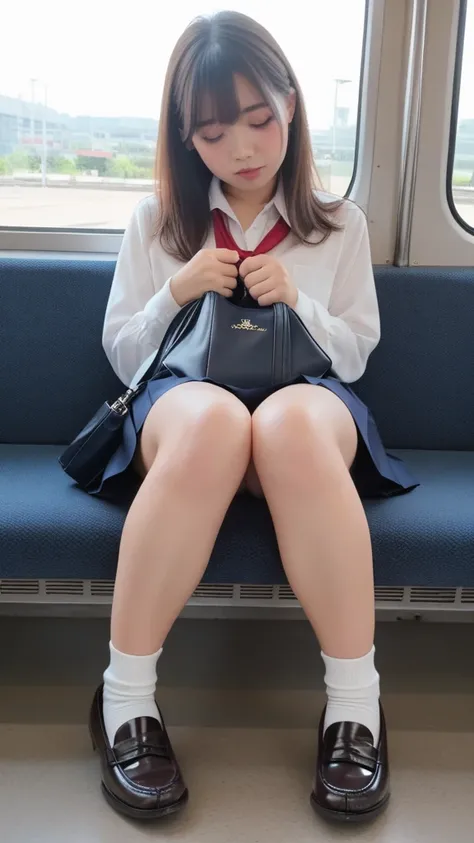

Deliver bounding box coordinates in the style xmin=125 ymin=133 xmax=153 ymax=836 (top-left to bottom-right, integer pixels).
xmin=236 ymin=167 xmax=264 ymax=180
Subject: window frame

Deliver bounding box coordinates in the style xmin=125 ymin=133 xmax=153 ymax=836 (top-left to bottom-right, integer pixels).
xmin=0 ymin=0 xmax=372 ymax=255
xmin=340 ymin=0 xmax=371 ymax=199
xmin=446 ymin=0 xmax=473 ymax=236
xmin=408 ymin=0 xmax=474 ymax=266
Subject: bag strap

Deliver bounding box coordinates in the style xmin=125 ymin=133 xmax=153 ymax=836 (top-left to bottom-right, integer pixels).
xmin=154 ymin=298 xmax=202 ymax=370
xmin=111 ymin=302 xmax=198 ymax=411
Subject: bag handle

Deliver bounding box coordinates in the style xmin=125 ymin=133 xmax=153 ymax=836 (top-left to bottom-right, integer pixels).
xmin=272 ymin=303 xmax=292 ymax=385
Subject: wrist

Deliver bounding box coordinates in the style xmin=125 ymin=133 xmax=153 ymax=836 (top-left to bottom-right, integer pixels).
xmin=286 ymin=285 xmax=298 ymax=308
xmin=170 ymin=274 xmax=188 ymax=307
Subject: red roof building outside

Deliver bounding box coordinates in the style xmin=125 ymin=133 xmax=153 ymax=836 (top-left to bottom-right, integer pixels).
xmin=75 ymin=149 xmax=113 ymax=159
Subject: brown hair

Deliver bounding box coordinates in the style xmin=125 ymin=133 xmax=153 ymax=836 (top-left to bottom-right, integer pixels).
xmin=155 ymin=11 xmax=343 ymax=262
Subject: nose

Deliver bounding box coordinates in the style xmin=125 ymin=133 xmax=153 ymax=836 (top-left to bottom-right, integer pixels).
xmin=230 ymin=126 xmax=254 ymax=163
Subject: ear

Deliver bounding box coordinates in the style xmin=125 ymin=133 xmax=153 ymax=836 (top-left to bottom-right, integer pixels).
xmin=287 ymin=88 xmax=296 ymax=124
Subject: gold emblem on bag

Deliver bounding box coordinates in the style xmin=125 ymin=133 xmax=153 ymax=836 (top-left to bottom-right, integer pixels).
xmin=231 ymin=318 xmax=267 ymax=332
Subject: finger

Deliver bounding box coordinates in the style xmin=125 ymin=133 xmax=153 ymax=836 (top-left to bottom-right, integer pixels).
xmin=222 ymin=276 xmax=238 ymax=289
xmin=213 ymin=274 xmax=237 ymax=291
xmin=215 ymin=249 xmax=239 ymax=264
xmin=221 ymin=288 xmax=234 ymax=297
xmin=220 ymin=263 xmax=239 ymax=278
xmin=244 ymin=267 xmax=272 ymax=290
xmin=248 ymin=279 xmax=275 ymax=300
xmin=240 ymin=254 xmax=268 ymax=278
xmin=257 ymin=290 xmax=280 ymax=307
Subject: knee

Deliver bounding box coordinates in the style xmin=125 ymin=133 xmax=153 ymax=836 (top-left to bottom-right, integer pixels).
xmin=188 ymin=396 xmax=252 ymax=454
xmin=252 ymin=402 xmax=336 ymax=482
xmin=163 ymin=396 xmax=251 ymax=483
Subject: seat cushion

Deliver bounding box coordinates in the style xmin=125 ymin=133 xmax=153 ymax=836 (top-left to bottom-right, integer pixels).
xmin=0 ymin=445 xmax=473 ymax=587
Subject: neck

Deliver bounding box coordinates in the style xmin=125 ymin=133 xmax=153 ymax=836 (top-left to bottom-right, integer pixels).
xmin=222 ymin=176 xmax=278 ymax=231
xmin=223 ymin=176 xmax=277 ymax=210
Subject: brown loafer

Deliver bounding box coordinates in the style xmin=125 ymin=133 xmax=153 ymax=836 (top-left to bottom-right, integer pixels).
xmin=89 ymin=684 xmax=188 ymax=820
xmin=311 ymin=704 xmax=390 ymax=823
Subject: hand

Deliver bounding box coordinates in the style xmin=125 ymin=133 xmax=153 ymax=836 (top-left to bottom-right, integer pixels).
xmin=170 ymin=249 xmax=239 ymax=307
xmin=239 ymin=255 xmax=298 ymax=308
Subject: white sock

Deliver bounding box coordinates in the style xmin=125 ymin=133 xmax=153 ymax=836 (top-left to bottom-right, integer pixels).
xmin=103 ymin=642 xmax=163 ymax=746
xmin=322 ymin=647 xmax=380 ymax=745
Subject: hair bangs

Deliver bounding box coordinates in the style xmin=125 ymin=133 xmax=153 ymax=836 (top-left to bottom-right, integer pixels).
xmin=179 ymin=44 xmax=276 ymax=145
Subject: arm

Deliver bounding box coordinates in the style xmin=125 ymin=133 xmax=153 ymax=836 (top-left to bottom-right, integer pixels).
xmin=293 ymin=205 xmax=380 ymax=383
xmin=102 ymin=199 xmax=181 ymax=386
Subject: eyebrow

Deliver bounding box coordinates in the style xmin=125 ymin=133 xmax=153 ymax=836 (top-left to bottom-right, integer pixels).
xmin=195 ymin=102 xmax=268 ymax=129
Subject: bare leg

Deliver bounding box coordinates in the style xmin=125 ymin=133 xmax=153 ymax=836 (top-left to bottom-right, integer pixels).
xmin=251 ymin=384 xmax=380 ymax=742
xmin=112 ymin=382 xmax=251 ymax=654
xmin=93 ymin=382 xmax=252 ymax=815
xmin=251 ymin=384 xmax=373 ymax=657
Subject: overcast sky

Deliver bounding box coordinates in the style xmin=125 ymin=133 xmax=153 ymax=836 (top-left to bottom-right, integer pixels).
xmin=1 ymin=0 xmax=473 ymax=128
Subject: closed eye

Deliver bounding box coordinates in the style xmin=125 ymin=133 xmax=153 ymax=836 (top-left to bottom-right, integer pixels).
xmin=250 ymin=116 xmax=274 ymax=129
xmin=200 ymin=114 xmax=273 ymax=142
xmin=201 ymin=133 xmax=224 ymax=144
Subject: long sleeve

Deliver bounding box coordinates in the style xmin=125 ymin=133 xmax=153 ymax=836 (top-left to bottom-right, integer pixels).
xmin=102 ymin=199 xmax=182 ymax=386
xmin=293 ymin=205 xmax=380 ymax=383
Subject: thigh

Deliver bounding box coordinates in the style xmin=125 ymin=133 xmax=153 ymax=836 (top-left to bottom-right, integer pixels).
xmin=253 ymin=383 xmax=359 ymax=469
xmin=133 ymin=381 xmax=251 ymax=479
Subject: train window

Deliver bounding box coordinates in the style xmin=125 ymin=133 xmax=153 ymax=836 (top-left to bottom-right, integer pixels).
xmin=0 ymin=0 xmax=366 ymax=234
xmin=448 ymin=0 xmax=474 ymax=233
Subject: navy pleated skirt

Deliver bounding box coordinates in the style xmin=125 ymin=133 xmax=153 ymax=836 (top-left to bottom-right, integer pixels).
xmin=87 ymin=371 xmax=418 ymax=499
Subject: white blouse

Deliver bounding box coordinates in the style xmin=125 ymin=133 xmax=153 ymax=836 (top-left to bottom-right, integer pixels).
xmin=102 ymin=177 xmax=380 ymax=387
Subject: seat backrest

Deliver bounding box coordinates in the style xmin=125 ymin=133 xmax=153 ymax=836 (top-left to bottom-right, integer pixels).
xmin=355 ymin=267 xmax=474 ymax=449
xmin=1 ymin=259 xmax=473 ymax=448
xmin=0 ymin=258 xmax=121 ymax=445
